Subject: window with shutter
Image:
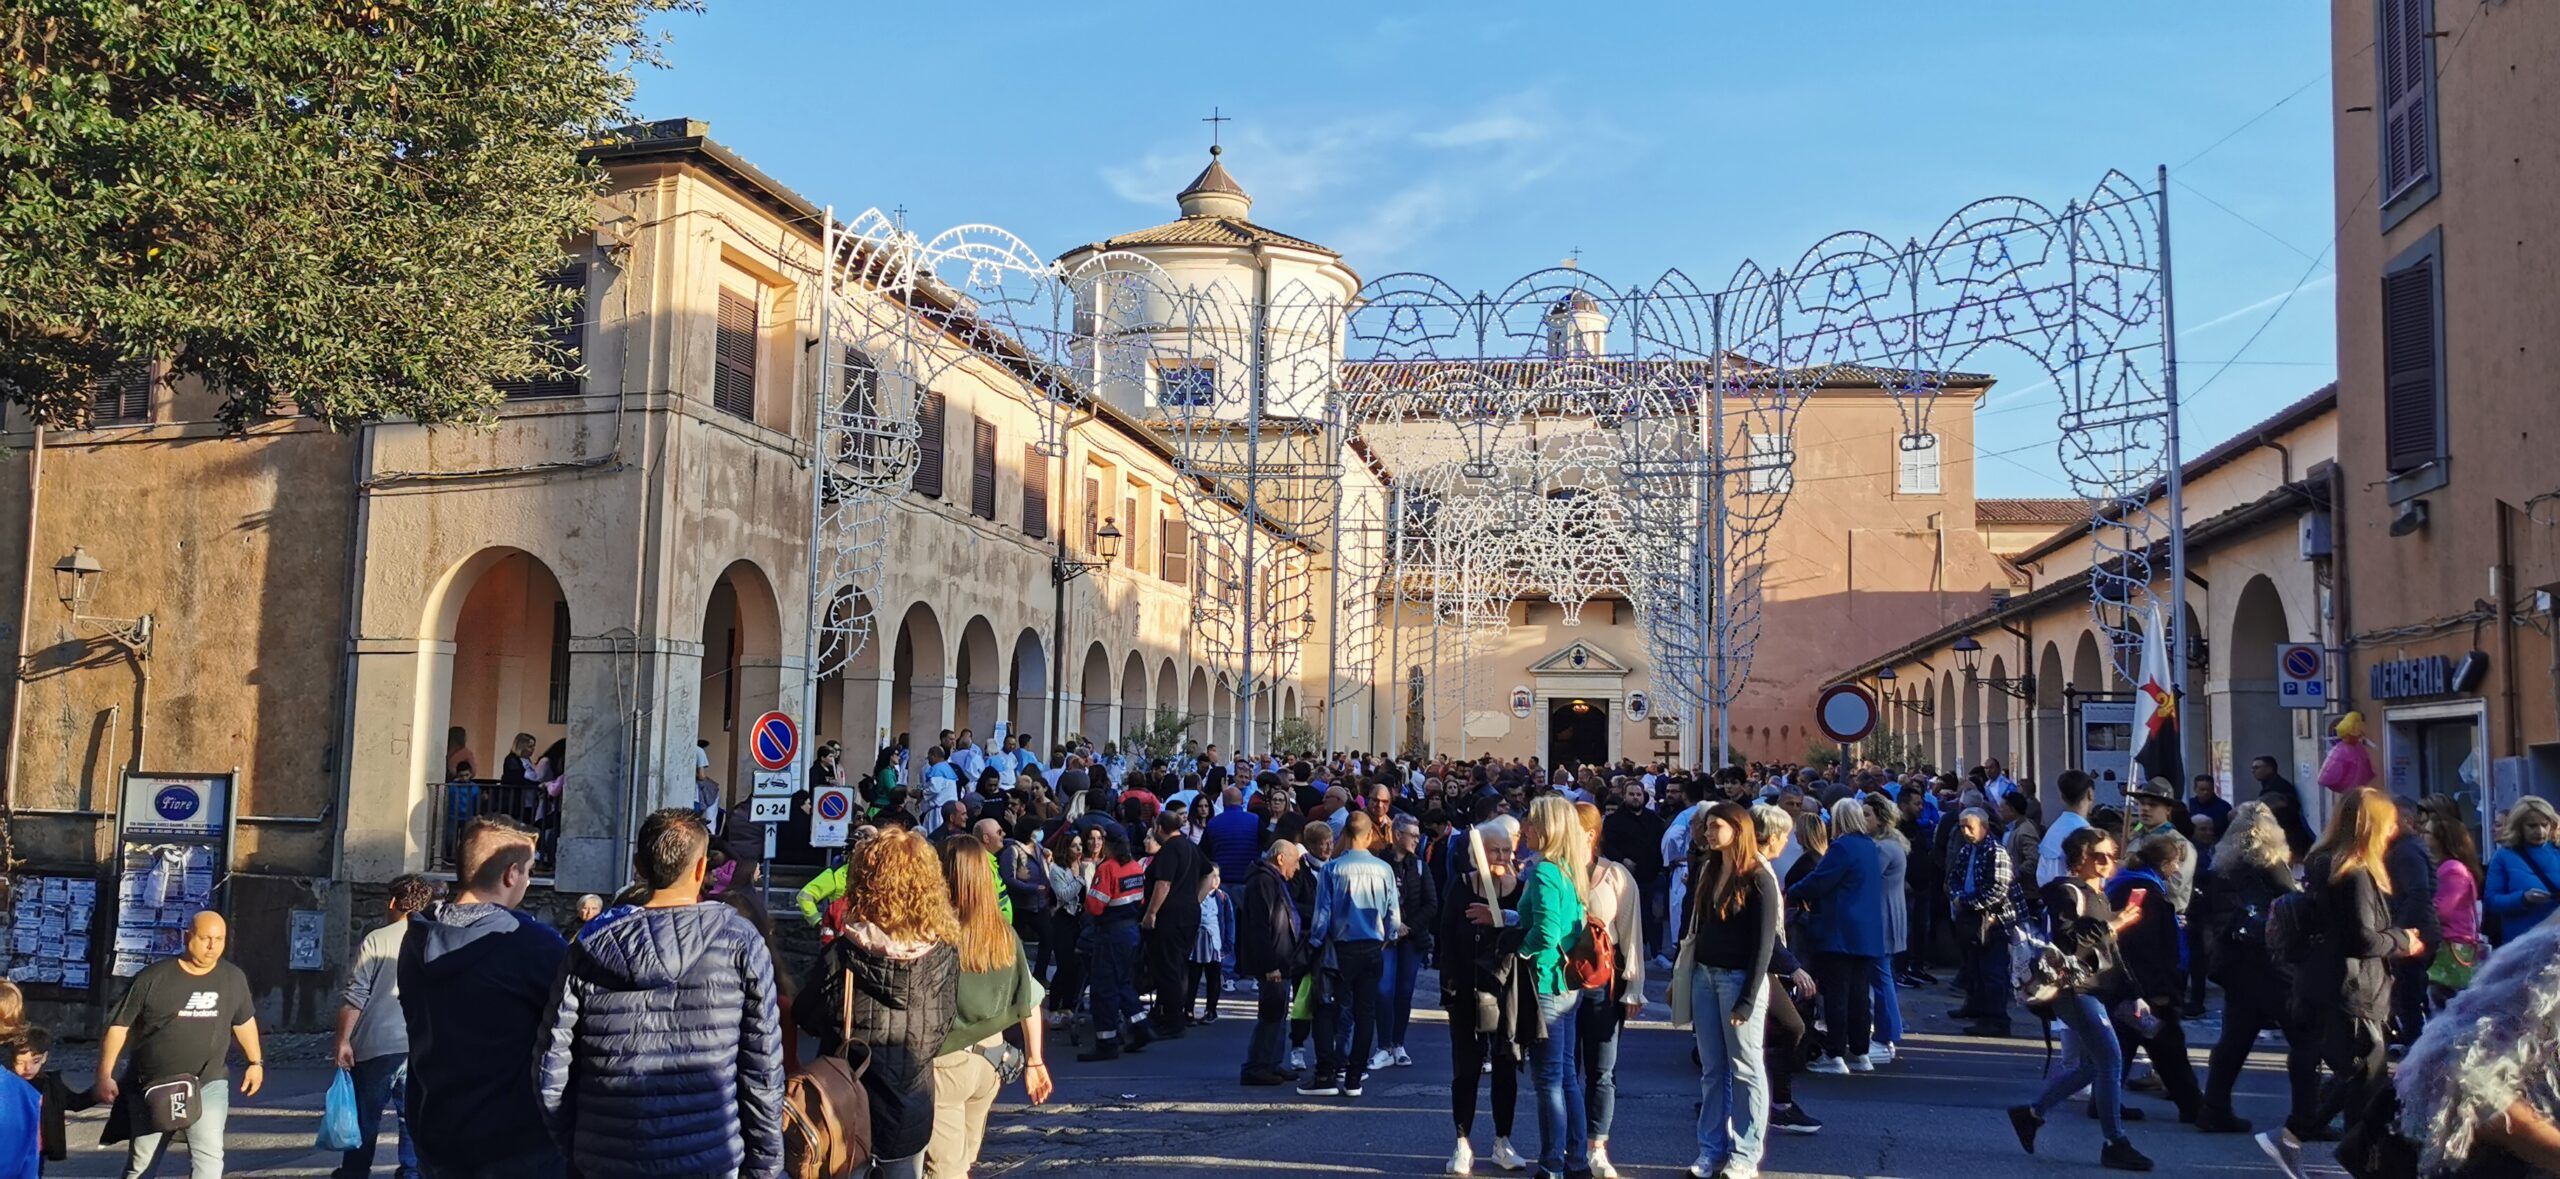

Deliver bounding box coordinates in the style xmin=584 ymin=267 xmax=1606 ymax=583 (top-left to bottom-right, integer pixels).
xmin=1896 ymin=433 xmax=1941 ymax=495
xmin=913 ymin=392 xmax=946 ymax=498
xmin=495 ymin=265 xmax=586 ymax=399
xmin=1162 ymin=515 xmax=1190 ymax=583
xmin=713 ymin=288 xmax=758 ymax=420
xmin=970 ymin=418 xmax=997 ymax=519
xmin=2381 ymin=239 xmax=2444 ymax=475
xmin=86 ymin=361 xmax=153 ymax=425
xmin=1743 ymin=432 xmax=1794 ymax=493
xmin=1083 ymin=477 xmax=1101 ymax=550
xmin=2378 ymin=0 xmax=2438 ymax=216
xmin=841 ymin=348 xmax=879 ymax=466
xmin=1121 ymin=495 xmax=1139 ymax=566
xmin=1022 ymin=443 xmax=1049 ymax=537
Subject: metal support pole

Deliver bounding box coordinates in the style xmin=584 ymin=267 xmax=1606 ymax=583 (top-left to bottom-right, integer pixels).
xmin=2157 ymin=167 xmax=2191 ymax=706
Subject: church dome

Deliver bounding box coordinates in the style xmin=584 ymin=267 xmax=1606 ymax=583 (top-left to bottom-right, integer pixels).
xmin=1070 ymin=146 xmax=1339 ymax=258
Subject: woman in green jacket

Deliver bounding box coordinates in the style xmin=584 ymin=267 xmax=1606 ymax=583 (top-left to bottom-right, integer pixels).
xmin=1519 ymin=795 xmax=1591 ymax=1178
xmin=927 ymin=836 xmax=1052 ymax=1178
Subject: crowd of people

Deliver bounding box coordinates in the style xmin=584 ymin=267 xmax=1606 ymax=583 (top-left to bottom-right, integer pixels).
xmin=2 ymin=725 xmax=2557 ymax=1179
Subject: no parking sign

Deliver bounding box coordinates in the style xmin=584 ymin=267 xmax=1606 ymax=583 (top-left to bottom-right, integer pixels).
xmin=810 ymin=784 xmax=854 ymax=848
xmin=749 ymin=711 xmax=799 ymax=771
xmin=2276 ymin=643 xmax=2326 ymax=709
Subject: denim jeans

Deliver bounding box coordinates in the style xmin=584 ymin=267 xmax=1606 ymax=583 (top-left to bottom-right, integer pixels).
xmin=1528 ymin=989 xmax=1589 ymax=1174
xmin=1692 ymin=967 xmax=1771 ymax=1172
xmin=1313 ymin=941 xmax=1385 ymax=1086
xmin=337 ymin=1053 xmax=418 ymax=1179
xmin=1081 ymin=919 xmax=1142 ymax=1039
xmin=1575 ymin=988 xmax=1624 ymax=1140
xmin=2029 ymin=992 xmax=2125 ymax=1141
xmin=1868 ymin=955 xmax=1904 ymax=1045
xmin=1246 ymin=973 xmax=1292 ymax=1073
xmin=123 ymin=1077 xmax=230 ymax=1179
xmin=1379 ymin=938 xmax=1424 ymax=1050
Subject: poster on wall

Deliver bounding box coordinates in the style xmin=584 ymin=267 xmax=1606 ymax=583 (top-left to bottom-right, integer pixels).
xmin=2077 ymin=701 xmax=2136 ymax=803
xmin=113 ymin=772 xmax=235 ymax=978
xmin=3 ymin=876 xmax=98 ymax=990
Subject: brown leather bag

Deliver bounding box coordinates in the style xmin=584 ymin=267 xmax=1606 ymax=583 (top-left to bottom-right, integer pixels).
xmin=781 ymin=969 xmax=872 ymax=1179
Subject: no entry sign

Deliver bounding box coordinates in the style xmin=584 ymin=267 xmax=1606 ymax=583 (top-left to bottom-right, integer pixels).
xmin=1815 ymin=683 xmax=1878 ymax=744
xmin=749 ymin=711 xmax=799 ymax=772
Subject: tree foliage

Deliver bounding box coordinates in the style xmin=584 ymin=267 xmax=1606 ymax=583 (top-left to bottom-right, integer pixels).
xmin=1 ymin=0 xmax=691 ymax=429
xmin=1122 ymin=707 xmax=1200 ymax=764
xmin=1270 ymin=715 xmax=1319 ymax=758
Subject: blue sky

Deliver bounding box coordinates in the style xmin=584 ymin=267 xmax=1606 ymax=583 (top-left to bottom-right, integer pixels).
xmin=632 ymin=1 xmax=2337 ymax=498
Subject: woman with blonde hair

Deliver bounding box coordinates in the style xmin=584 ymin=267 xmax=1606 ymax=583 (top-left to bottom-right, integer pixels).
xmin=925 ymin=837 xmax=1050 ymax=1177
xmin=1745 ymin=804 xmax=1822 ymax=1135
xmin=2485 ymin=795 xmax=2560 ymax=943
xmin=2257 ymin=789 xmax=2424 ymax=1179
xmin=801 ymin=828 xmax=961 ymax=1179
xmin=1518 ymin=794 xmax=1592 ymax=1178
xmin=1572 ymin=802 xmax=1644 ymax=1178
xmin=1792 ymin=797 xmax=1886 ymax=1074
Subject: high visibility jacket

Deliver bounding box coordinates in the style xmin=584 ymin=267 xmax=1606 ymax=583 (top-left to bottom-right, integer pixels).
xmin=1087 ymin=856 xmax=1149 ymax=921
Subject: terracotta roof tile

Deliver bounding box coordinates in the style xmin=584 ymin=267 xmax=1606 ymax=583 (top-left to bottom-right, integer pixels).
xmin=1091 ymin=215 xmax=1336 ymax=255
xmin=1976 ymin=498 xmax=2097 ymax=525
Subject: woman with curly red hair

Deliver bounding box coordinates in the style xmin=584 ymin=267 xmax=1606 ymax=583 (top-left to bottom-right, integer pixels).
xmin=799 ymin=829 xmax=960 ymax=1179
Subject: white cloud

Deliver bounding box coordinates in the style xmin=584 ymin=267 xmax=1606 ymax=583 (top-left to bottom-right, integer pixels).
xmin=1095 ymin=87 xmax=1631 ymax=268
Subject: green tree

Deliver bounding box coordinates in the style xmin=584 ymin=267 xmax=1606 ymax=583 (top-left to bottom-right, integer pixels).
xmin=1122 ymin=707 xmax=1200 ymax=764
xmin=1271 ymin=715 xmax=1319 ymax=758
xmin=1 ymin=0 xmax=690 ymax=429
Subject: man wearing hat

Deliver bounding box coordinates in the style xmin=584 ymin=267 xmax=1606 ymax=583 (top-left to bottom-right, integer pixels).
xmin=2128 ymin=778 xmax=2192 ymax=841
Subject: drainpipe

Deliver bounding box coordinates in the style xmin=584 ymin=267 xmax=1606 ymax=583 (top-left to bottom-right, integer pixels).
xmin=5 ymin=424 xmax=45 ymax=863
xmin=2495 ymin=501 xmax=2520 ymax=758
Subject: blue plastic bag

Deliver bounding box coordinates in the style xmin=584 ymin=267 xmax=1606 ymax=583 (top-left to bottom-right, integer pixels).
xmin=315 ymin=1068 xmax=362 ymax=1152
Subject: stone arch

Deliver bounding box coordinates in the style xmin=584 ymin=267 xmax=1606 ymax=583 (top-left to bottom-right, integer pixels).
xmin=2226 ymin=574 xmax=2294 ymax=793
xmin=1214 ymin=674 xmax=1237 ymax=751
xmin=1119 ymin=651 xmax=1150 ymax=745
xmin=2071 ymin=630 xmax=2106 ymax=696
xmin=1186 ymin=667 xmax=1212 ymax=743
xmin=1922 ymin=677 xmax=1940 ymax=770
xmin=815 ymin=590 xmax=885 ymax=753
xmin=1959 ymin=661 xmax=1983 ymax=768
xmin=1937 ymin=670 xmax=1958 ymax=772
xmin=954 ymin=616 xmax=1002 ymax=739
xmin=1008 ymin=627 xmax=1048 ymax=751
xmin=891 ymin=602 xmax=949 ymax=755
xmin=2036 ymin=640 xmax=2069 ymax=784
xmin=1080 ymin=643 xmax=1114 ymax=749
xmin=698 ymin=559 xmax=786 ymax=804
xmin=429 ymin=547 xmax=573 ymax=872
xmin=1157 ymin=659 xmax=1182 ymax=732
xmin=1985 ymin=654 xmax=2012 ymax=771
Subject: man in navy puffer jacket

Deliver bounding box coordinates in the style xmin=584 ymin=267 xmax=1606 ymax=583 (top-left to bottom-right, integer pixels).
xmin=538 ymin=808 xmax=784 ymax=1178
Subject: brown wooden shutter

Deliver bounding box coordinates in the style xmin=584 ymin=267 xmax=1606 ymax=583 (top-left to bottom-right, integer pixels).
xmin=1162 ymin=516 xmax=1190 ymax=583
xmin=913 ymin=392 xmax=946 ymax=498
xmin=1121 ymin=495 xmax=1139 ymax=566
xmin=842 ymin=348 xmax=878 ymax=465
xmin=1082 ymin=478 xmax=1100 ymax=550
xmin=1021 ymin=443 xmax=1048 ymax=537
xmin=2381 ymin=255 xmax=2441 ymax=472
xmin=496 ymin=264 xmax=586 ymax=399
xmin=87 ymin=361 xmax=153 ymax=425
xmin=2380 ymin=0 xmax=2432 ymax=201
xmin=970 ymin=418 xmax=997 ymax=519
xmin=713 ymin=289 xmax=758 ymax=419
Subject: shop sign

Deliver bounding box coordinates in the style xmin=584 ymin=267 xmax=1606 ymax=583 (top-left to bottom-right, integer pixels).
xmin=2369 ymin=651 xmax=2485 ymax=700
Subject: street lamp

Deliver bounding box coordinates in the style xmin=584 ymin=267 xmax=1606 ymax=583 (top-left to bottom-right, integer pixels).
xmin=52 ymin=546 xmax=153 ymax=654
xmin=1053 ymin=517 xmax=1122 ymax=585
xmin=1954 ymin=633 xmax=2033 ymax=700
xmin=1875 ymin=665 xmax=1932 ymax=717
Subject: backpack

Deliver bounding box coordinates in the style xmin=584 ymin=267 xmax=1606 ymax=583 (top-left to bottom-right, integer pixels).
xmin=1563 ymin=914 xmax=1616 ymax=992
xmin=2009 ymin=919 xmax=2074 ymax=1011
xmin=2265 ymin=890 xmax=2321 ymax=964
xmin=782 ymin=969 xmax=873 ymax=1179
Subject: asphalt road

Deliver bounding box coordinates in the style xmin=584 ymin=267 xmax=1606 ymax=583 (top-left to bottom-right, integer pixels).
xmin=40 ymin=970 xmax=2330 ymax=1178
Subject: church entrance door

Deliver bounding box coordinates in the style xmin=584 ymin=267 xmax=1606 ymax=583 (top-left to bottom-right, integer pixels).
xmin=1548 ymin=698 xmax=1609 ymax=768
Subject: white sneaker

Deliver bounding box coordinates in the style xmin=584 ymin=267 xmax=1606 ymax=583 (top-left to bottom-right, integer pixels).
xmin=1687 ymin=1154 xmax=1720 ymax=1178
xmin=1847 ymin=1053 xmax=1875 ymax=1073
xmin=1447 ymin=1139 xmax=1474 ymax=1176
xmin=1287 ymin=1046 xmax=1309 ymax=1072
xmin=1807 ymin=1056 xmax=1850 ymax=1075
xmin=1722 ymin=1167 xmax=1759 ymax=1179
xmin=2256 ymin=1129 xmax=2307 ymax=1179
xmin=1369 ymin=1048 xmax=1396 ymax=1072
xmin=1489 ymin=1138 xmax=1528 ymax=1171
xmin=1588 ymin=1142 xmax=1619 ymax=1179
xmin=1871 ymin=1042 xmax=1896 ymax=1065
xmin=1394 ymin=1045 xmax=1414 ymax=1067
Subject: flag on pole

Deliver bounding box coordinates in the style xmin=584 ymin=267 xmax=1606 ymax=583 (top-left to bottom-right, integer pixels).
xmin=2131 ymin=603 xmax=2185 ymax=790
